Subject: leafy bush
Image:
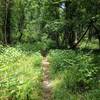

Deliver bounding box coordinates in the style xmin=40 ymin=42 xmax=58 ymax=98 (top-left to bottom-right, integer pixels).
xmin=0 ymin=45 xmax=42 ymax=100
xmin=49 ymin=50 xmax=100 ymax=100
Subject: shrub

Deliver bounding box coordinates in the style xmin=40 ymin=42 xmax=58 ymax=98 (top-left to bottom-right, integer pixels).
xmin=49 ymin=50 xmax=100 ymax=99
xmin=0 ymin=45 xmax=42 ymax=100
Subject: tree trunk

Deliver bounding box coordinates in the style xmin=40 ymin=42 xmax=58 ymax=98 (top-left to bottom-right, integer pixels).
xmin=18 ymin=5 xmax=25 ymax=42
xmin=72 ymin=25 xmax=90 ymax=48
xmin=3 ymin=0 xmax=11 ymax=44
xmin=68 ymin=32 xmax=75 ymax=48
xmin=6 ymin=5 xmax=11 ymax=44
xmin=56 ymin=33 xmax=60 ymax=48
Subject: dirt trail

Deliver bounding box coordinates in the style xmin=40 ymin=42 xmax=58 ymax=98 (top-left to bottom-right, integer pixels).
xmin=42 ymin=57 xmax=52 ymax=100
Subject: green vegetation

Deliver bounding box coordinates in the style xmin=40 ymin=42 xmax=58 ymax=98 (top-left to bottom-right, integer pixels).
xmin=0 ymin=0 xmax=100 ymax=100
xmin=49 ymin=49 xmax=100 ymax=100
xmin=0 ymin=44 xmax=42 ymax=100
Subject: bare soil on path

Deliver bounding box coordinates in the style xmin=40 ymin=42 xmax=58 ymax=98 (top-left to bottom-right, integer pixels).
xmin=42 ymin=57 xmax=52 ymax=100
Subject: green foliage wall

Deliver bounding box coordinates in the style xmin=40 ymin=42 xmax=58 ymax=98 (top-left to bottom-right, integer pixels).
xmin=0 ymin=0 xmax=100 ymax=47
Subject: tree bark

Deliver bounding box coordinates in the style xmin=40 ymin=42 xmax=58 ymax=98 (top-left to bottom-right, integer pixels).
xmin=3 ymin=0 xmax=11 ymax=44
xmin=71 ymin=25 xmax=90 ymax=48
xmin=18 ymin=5 xmax=25 ymax=42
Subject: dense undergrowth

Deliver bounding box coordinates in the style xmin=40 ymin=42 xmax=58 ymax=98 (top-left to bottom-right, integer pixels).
xmin=0 ymin=42 xmax=100 ymax=100
xmin=49 ymin=49 xmax=100 ymax=100
xmin=0 ymin=44 xmax=42 ymax=100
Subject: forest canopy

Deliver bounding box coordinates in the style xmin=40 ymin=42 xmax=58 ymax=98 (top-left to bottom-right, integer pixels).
xmin=0 ymin=0 xmax=100 ymax=49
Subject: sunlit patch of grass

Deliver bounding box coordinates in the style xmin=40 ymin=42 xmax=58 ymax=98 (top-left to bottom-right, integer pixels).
xmin=51 ymin=76 xmax=63 ymax=90
xmin=80 ymin=39 xmax=99 ymax=49
xmin=0 ymin=45 xmax=43 ymax=100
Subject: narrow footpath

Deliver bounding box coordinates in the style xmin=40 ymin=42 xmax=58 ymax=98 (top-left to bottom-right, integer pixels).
xmin=42 ymin=57 xmax=52 ymax=100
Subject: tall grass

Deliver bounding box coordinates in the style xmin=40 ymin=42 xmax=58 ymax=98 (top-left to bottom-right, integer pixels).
xmin=0 ymin=45 xmax=42 ymax=100
xmin=48 ymin=49 xmax=100 ymax=100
